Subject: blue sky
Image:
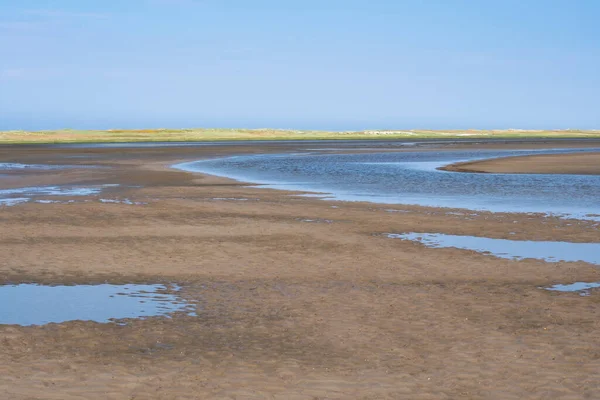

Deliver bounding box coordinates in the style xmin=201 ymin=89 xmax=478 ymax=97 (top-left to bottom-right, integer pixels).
xmin=0 ymin=0 xmax=598 ymax=130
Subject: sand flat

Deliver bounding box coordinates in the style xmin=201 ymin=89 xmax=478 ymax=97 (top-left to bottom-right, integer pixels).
xmin=443 ymin=151 xmax=600 ymax=175
xmin=1 ymin=141 xmax=600 ymax=399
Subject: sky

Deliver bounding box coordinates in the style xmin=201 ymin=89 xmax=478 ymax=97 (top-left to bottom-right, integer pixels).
xmin=0 ymin=0 xmax=598 ymax=131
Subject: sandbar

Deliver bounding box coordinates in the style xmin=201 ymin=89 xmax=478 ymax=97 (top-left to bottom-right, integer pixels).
xmin=442 ymin=151 xmax=600 ymax=175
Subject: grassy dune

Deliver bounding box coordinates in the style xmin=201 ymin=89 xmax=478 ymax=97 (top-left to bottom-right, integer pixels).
xmin=1 ymin=128 xmax=599 ymax=144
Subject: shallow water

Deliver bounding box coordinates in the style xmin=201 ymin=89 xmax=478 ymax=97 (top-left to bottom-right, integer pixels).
xmin=0 ymin=198 xmax=30 ymax=206
xmin=99 ymin=198 xmax=147 ymax=205
xmin=210 ymin=197 xmax=251 ymax=201
xmin=175 ymin=147 xmax=600 ymax=220
xmin=545 ymin=282 xmax=600 ymax=296
xmin=0 ymin=185 xmax=118 ymax=207
xmin=0 ymin=284 xmax=195 ymax=326
xmin=0 ymin=163 xmax=71 ymax=171
xmin=0 ymin=186 xmax=107 ymax=197
xmin=388 ymin=233 xmax=600 ymax=264
xmin=297 ymin=218 xmax=333 ymax=223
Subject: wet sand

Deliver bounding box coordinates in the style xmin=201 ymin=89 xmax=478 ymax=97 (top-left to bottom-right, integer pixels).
xmin=1 ymin=141 xmax=600 ymax=399
xmin=442 ymin=152 xmax=600 ymax=175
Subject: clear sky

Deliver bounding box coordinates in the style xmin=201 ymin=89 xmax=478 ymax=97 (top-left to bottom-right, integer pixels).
xmin=0 ymin=0 xmax=598 ymax=131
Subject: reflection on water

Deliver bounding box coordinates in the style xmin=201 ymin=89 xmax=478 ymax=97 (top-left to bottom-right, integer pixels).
xmin=0 ymin=163 xmax=71 ymax=171
xmin=0 ymin=185 xmax=119 ymax=207
xmin=0 ymin=198 xmax=29 ymax=207
xmin=99 ymin=198 xmax=147 ymax=205
xmin=0 ymin=284 xmax=196 ymax=326
xmin=544 ymin=282 xmax=600 ymax=296
xmin=0 ymin=185 xmax=108 ymax=197
xmin=174 ymin=148 xmax=600 ymax=220
xmin=387 ymin=232 xmax=600 ymax=265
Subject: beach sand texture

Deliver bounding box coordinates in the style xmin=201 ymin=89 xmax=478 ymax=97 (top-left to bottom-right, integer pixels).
xmin=1 ymin=141 xmax=600 ymax=399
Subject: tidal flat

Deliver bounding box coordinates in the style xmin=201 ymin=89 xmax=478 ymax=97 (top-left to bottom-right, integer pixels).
xmin=1 ymin=139 xmax=600 ymax=399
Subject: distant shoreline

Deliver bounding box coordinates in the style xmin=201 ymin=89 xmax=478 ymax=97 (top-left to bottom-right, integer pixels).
xmin=1 ymin=128 xmax=600 ymax=144
xmin=440 ymin=151 xmax=600 ymax=175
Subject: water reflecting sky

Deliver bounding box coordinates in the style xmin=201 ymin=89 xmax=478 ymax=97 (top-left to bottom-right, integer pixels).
xmin=388 ymin=233 xmax=600 ymax=264
xmin=176 ymin=148 xmax=600 ymax=220
xmin=0 ymin=284 xmax=195 ymax=326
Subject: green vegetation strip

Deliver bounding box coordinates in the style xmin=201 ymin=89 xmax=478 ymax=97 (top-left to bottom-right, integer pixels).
xmin=1 ymin=128 xmax=600 ymax=144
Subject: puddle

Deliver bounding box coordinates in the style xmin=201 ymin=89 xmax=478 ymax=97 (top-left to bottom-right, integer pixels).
xmin=34 ymin=199 xmax=75 ymax=204
xmin=0 ymin=284 xmax=196 ymax=326
xmin=0 ymin=185 xmax=113 ymax=197
xmin=295 ymin=193 xmax=336 ymax=199
xmin=544 ymin=282 xmax=600 ymax=296
xmin=0 ymin=198 xmax=30 ymax=207
xmin=387 ymin=233 xmax=600 ymax=264
xmin=297 ymin=218 xmax=333 ymax=223
xmin=99 ymin=198 xmax=147 ymax=205
xmin=0 ymin=163 xmax=70 ymax=171
xmin=211 ymin=197 xmax=251 ymax=201
xmin=445 ymin=211 xmax=479 ymax=217
xmin=0 ymin=185 xmax=118 ymax=207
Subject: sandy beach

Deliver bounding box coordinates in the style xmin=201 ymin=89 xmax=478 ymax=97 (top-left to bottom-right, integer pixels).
xmin=1 ymin=141 xmax=600 ymax=399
